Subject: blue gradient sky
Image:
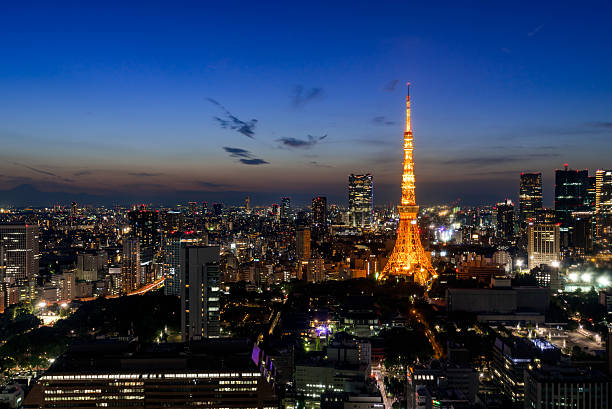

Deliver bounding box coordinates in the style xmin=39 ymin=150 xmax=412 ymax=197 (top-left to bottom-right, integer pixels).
xmin=1 ymin=1 xmax=611 ymax=206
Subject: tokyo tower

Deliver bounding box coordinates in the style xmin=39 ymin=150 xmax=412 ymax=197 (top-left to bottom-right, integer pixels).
xmin=378 ymin=84 xmax=436 ymax=285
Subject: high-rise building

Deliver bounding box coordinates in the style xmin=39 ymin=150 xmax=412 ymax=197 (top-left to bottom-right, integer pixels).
xmin=121 ymin=238 xmax=140 ymax=293
xmin=181 ymin=246 xmax=220 ymax=341
xmin=495 ymin=199 xmax=515 ymax=240
xmin=311 ymin=196 xmax=327 ymax=237
xmin=596 ymin=169 xmax=612 ymax=245
xmin=555 ymin=165 xmax=589 ymax=244
xmin=280 ymin=197 xmax=291 ymax=222
xmin=244 ymin=196 xmax=250 ymax=212
xmin=348 ymin=174 xmax=373 ymax=228
xmin=128 ymin=206 xmax=160 ymax=248
xmin=528 ymin=222 xmax=560 ymax=270
xmin=163 ymin=232 xmax=182 ymax=296
xmin=524 ymin=366 xmax=611 ymax=409
xmin=0 ymin=224 xmax=40 ymax=286
xmin=296 ymin=228 xmax=311 ymax=261
xmin=519 ymin=172 xmax=542 ymax=222
xmin=378 ymin=84 xmax=435 ymax=285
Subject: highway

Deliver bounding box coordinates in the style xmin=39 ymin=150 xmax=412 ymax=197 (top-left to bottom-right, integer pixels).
xmin=77 ymin=276 xmax=166 ymax=302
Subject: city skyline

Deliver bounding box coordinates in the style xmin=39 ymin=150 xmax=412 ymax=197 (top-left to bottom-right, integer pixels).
xmin=1 ymin=2 xmax=612 ymax=206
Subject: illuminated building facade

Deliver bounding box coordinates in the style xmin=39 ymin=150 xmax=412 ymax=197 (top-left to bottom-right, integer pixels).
xmin=519 ymin=172 xmax=542 ymax=222
xmin=280 ymin=197 xmax=291 ymax=222
xmin=495 ymin=199 xmax=514 ymax=241
xmin=378 ymin=85 xmax=435 ymax=285
xmin=163 ymin=232 xmax=182 ymax=296
xmin=554 ymin=165 xmax=589 ymax=245
xmin=596 ymin=169 xmax=612 ymax=245
xmin=121 ymin=238 xmax=140 ymax=293
xmin=26 ymin=340 xmax=279 ymax=409
xmin=0 ymin=224 xmax=40 ymax=286
xmin=311 ymin=196 xmax=327 ymax=238
xmin=527 ymin=222 xmax=560 ymax=270
xmin=296 ymin=228 xmax=311 ymax=261
xmin=128 ymin=206 xmax=160 ymax=248
xmin=348 ymin=173 xmax=373 ymax=228
xmin=181 ymin=246 xmax=220 ymax=341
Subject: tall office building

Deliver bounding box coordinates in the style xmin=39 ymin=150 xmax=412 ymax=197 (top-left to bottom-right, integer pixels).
xmin=128 ymin=206 xmax=160 ymax=248
xmin=280 ymin=197 xmax=291 ymax=222
xmin=528 ymin=222 xmax=560 ymax=270
xmin=348 ymin=173 xmax=373 ymax=228
xmin=519 ymin=173 xmax=542 ymax=222
xmin=181 ymin=246 xmax=220 ymax=341
xmin=296 ymin=228 xmax=311 ymax=261
xmin=121 ymin=238 xmax=140 ymax=293
xmin=495 ymin=199 xmax=515 ymax=241
xmin=555 ymin=165 xmax=589 ymax=244
xmin=311 ymin=196 xmax=327 ymax=237
xmin=596 ymin=169 xmax=612 ymax=245
xmin=163 ymin=232 xmax=182 ymax=296
xmin=0 ymin=224 xmax=39 ymax=286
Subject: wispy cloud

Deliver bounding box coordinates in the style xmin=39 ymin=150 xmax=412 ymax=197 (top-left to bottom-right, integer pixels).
xmin=277 ymin=134 xmax=327 ymax=149
xmin=384 ymin=79 xmax=399 ymax=92
xmin=127 ymin=172 xmax=164 ymax=177
xmin=12 ymin=162 xmax=73 ymax=183
xmin=309 ymin=161 xmax=333 ymax=168
xmin=196 ymin=181 xmax=231 ymax=188
xmin=208 ymin=98 xmax=257 ymax=138
xmin=528 ymin=23 xmax=545 ymax=37
xmin=222 ymin=146 xmax=269 ymax=165
xmin=589 ymin=121 xmax=612 ymax=128
xmin=372 ymin=116 xmax=395 ymax=126
xmin=74 ymin=170 xmax=94 ymax=176
xmin=291 ymin=86 xmax=324 ymax=108
xmin=441 ymin=152 xmax=559 ymax=166
xmin=239 ymin=158 xmax=269 ymax=165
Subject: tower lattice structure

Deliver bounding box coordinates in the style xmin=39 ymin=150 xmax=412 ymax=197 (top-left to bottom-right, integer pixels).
xmin=378 ymin=84 xmax=436 ymax=285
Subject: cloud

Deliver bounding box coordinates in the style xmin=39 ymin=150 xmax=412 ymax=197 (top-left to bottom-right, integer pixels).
xmin=74 ymin=170 xmax=94 ymax=176
xmin=309 ymin=161 xmax=333 ymax=168
xmin=501 ymin=47 xmax=511 ymax=54
xmin=239 ymin=158 xmax=269 ymax=165
xmin=12 ymin=162 xmax=74 ymax=183
xmin=291 ymin=85 xmax=324 ymax=108
xmin=223 ymin=147 xmax=252 ymax=158
xmin=441 ymin=152 xmax=559 ymax=166
xmin=222 ymin=146 xmax=269 ymax=165
xmin=127 ymin=172 xmax=164 ymax=177
xmin=372 ymin=116 xmax=395 ymax=126
xmin=196 ymin=181 xmax=231 ymax=188
xmin=277 ymin=134 xmax=327 ymax=149
xmin=384 ymin=80 xmax=399 ymax=92
xmin=208 ymin=98 xmax=257 ymax=138
xmin=589 ymin=121 xmax=612 ymax=128
xmin=528 ymin=23 xmax=545 ymax=37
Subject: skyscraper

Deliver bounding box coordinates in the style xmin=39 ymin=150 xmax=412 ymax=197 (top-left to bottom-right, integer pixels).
xmin=495 ymin=199 xmax=515 ymax=241
xmin=128 ymin=206 xmax=160 ymax=248
xmin=121 ymin=237 xmax=140 ymax=293
xmin=0 ymin=224 xmax=40 ymax=286
xmin=596 ymin=169 xmax=612 ymax=245
xmin=163 ymin=232 xmax=182 ymax=296
xmin=296 ymin=228 xmax=311 ymax=261
xmin=378 ymin=84 xmax=435 ymax=285
xmin=554 ymin=165 xmax=588 ymax=245
xmin=181 ymin=246 xmax=220 ymax=341
xmin=280 ymin=197 xmax=291 ymax=222
xmin=527 ymin=222 xmax=560 ymax=270
xmin=311 ymin=196 xmax=327 ymax=237
xmin=519 ymin=173 xmax=542 ymax=222
xmin=348 ymin=174 xmax=373 ymax=228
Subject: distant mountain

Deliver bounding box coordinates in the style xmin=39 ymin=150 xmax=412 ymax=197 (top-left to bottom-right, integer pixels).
xmin=0 ymin=184 xmax=107 ymax=208
xmin=0 ymin=184 xmax=347 ymax=208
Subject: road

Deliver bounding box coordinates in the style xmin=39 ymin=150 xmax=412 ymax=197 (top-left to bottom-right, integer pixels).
xmin=77 ymin=276 xmax=166 ymax=302
xmin=411 ymin=309 xmax=444 ymax=359
xmin=372 ymin=367 xmax=394 ymax=409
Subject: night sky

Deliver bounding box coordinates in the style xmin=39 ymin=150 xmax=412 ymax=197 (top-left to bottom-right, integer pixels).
xmin=1 ymin=1 xmax=611 ymax=206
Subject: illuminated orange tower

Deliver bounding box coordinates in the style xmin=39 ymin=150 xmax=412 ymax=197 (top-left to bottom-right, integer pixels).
xmin=379 ymin=84 xmax=436 ymax=285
